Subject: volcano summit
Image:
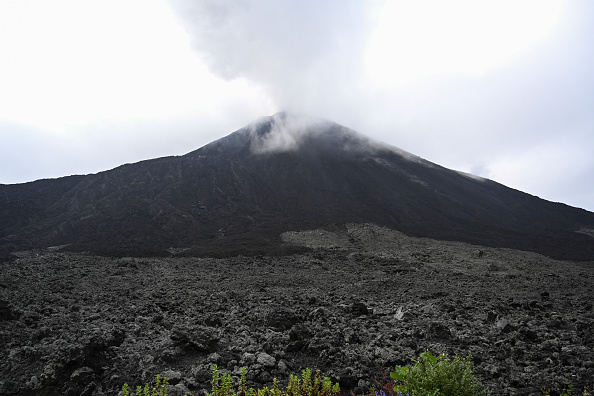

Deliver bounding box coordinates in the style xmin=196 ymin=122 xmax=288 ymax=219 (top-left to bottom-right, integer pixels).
xmin=1 ymin=112 xmax=593 ymax=260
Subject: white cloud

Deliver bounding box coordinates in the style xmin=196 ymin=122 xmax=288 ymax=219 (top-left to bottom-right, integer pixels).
xmin=0 ymin=0 xmax=274 ymax=132
xmin=485 ymin=136 xmax=594 ymax=209
xmin=364 ymin=0 xmax=564 ymax=86
xmin=167 ymin=0 xmax=381 ymax=112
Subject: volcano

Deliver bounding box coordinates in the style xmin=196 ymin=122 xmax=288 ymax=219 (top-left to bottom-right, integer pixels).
xmin=1 ymin=112 xmax=593 ymax=260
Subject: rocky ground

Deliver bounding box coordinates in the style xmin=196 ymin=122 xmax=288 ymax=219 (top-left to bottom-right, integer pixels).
xmin=1 ymin=223 xmax=593 ymax=396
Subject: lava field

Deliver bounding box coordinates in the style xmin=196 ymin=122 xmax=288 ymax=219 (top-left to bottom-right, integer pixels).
xmin=1 ymin=224 xmax=593 ymax=395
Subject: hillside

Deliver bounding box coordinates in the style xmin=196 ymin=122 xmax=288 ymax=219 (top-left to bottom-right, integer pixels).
xmin=1 ymin=113 xmax=593 ymax=260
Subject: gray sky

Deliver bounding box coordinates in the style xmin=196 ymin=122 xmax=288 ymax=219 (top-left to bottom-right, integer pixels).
xmin=1 ymin=0 xmax=593 ymax=212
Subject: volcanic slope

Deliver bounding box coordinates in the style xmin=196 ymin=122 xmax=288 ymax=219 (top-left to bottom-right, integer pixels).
xmin=1 ymin=112 xmax=593 ymax=260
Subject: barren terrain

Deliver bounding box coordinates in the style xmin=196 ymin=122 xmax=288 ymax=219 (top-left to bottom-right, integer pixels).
xmin=1 ymin=223 xmax=593 ymax=395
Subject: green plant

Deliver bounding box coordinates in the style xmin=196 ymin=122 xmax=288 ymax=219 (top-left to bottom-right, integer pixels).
xmin=122 ymin=374 xmax=171 ymax=396
xmin=541 ymin=382 xmax=591 ymax=396
xmin=390 ymin=351 xmax=486 ymax=396
xmin=209 ymin=364 xmax=237 ymax=396
xmin=285 ymin=368 xmax=340 ymax=396
xmin=207 ymin=365 xmax=339 ymax=396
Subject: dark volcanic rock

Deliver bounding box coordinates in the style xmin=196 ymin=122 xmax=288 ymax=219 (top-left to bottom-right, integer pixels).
xmin=0 ymin=298 xmax=20 ymax=321
xmin=350 ymin=302 xmax=369 ymax=316
xmin=426 ymin=322 xmax=453 ymax=340
xmin=170 ymin=326 xmax=219 ymax=352
xmin=1 ymin=227 xmax=592 ymax=395
xmin=1 ymin=113 xmax=594 ymax=260
xmin=265 ymin=308 xmax=301 ymax=331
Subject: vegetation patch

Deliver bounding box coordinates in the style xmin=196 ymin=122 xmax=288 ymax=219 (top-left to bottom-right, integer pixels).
xmin=390 ymin=351 xmax=486 ymax=396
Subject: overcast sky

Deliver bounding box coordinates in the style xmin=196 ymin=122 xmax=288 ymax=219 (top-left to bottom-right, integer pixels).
xmin=1 ymin=0 xmax=593 ymax=212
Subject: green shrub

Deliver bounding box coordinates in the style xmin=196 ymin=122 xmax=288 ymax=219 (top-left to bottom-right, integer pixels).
xmin=209 ymin=364 xmax=236 ymax=396
xmin=122 ymin=374 xmax=171 ymax=396
xmin=121 ymin=366 xmax=340 ymax=396
xmin=208 ymin=364 xmax=340 ymax=396
xmin=541 ymin=383 xmax=591 ymax=396
xmin=390 ymin=351 xmax=487 ymax=396
xmin=284 ymin=367 xmax=340 ymax=396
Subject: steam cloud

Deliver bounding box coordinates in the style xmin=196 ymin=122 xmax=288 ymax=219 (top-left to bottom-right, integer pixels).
xmin=248 ymin=113 xmax=334 ymax=154
xmin=166 ymin=0 xmax=378 ymax=114
xmin=246 ymin=113 xmax=427 ymax=168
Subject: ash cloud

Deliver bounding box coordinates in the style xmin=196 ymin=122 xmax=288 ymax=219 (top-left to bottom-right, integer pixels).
xmin=247 ymin=113 xmax=326 ymax=154
xmin=166 ymin=0 xmax=379 ymax=111
xmin=247 ymin=113 xmax=427 ymax=167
